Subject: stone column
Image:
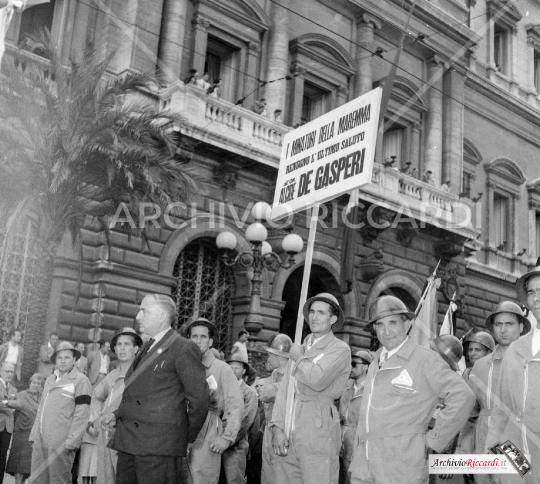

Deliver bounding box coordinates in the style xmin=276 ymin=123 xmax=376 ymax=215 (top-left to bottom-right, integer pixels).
xmin=158 ymin=0 xmax=188 ymax=84
xmin=410 ymin=122 xmax=421 ymax=172
xmin=527 ymin=37 xmax=539 ymax=102
xmin=243 ymin=42 xmax=260 ymax=109
xmin=337 ymin=85 xmax=349 ymax=107
xmin=509 ymin=26 xmax=519 ymax=95
xmin=466 ymin=44 xmax=478 ymax=73
xmin=264 ymin=0 xmax=290 ymax=117
xmin=70 ymin=0 xmax=91 ymax=64
xmin=354 ymin=13 xmax=381 ymax=97
xmin=486 ymin=8 xmax=497 ymax=81
xmin=424 ymin=55 xmax=445 ymax=185
xmin=288 ymin=63 xmax=306 ymax=126
xmin=190 ymin=14 xmax=210 ymax=75
xmin=106 ymin=0 xmax=139 ymax=74
xmin=442 ymin=66 xmax=466 ymax=194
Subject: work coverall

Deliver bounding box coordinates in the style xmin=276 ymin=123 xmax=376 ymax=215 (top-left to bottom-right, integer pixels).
xmin=187 ymin=351 xmax=243 ymax=484
xmin=468 ymin=345 xmax=504 ymax=484
xmin=259 ymin=366 xmax=286 ymax=484
xmin=90 ymin=366 xmax=127 ymax=484
xmin=350 ymin=337 xmax=475 ymax=484
xmin=487 ymin=331 xmax=540 ymax=484
xmin=270 ymin=331 xmax=351 ymax=484
xmin=455 ymin=367 xmax=479 ymax=455
xmin=222 ymin=378 xmax=258 ymax=484
xmin=339 ymin=379 xmax=365 ymax=484
xmin=29 ymin=366 xmax=91 ymax=484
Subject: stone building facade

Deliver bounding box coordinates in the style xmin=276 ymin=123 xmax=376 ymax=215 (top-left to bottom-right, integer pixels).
xmin=2 ymin=0 xmax=540 ymax=372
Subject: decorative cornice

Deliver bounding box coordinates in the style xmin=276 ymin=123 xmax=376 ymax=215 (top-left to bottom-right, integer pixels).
xmin=356 ymin=13 xmax=382 ymax=30
xmin=191 ymin=14 xmax=210 ymax=29
xmin=426 ymin=54 xmax=446 ymax=69
xmin=527 ymin=24 xmax=540 ymax=52
xmin=289 ymin=34 xmax=356 ymax=76
xmin=486 ymin=0 xmax=522 ymax=29
xmin=290 ymin=62 xmax=307 ymax=77
xmin=248 ymin=42 xmax=260 ymax=54
xmin=338 ymin=85 xmax=349 ymax=97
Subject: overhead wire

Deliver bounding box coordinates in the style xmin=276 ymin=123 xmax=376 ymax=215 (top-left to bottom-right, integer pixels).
xmin=41 ymin=0 xmax=522 ymax=137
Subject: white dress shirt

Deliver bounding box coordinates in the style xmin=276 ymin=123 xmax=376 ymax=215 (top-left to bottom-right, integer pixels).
xmin=380 ymin=337 xmax=409 ymax=365
xmin=5 ymin=343 xmax=18 ymax=365
xmin=149 ymin=327 xmax=171 ymax=351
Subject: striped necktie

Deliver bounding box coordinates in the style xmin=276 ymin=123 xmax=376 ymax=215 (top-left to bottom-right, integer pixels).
xmin=142 ymin=338 xmax=155 ymax=357
xmin=379 ymin=350 xmax=388 ymax=367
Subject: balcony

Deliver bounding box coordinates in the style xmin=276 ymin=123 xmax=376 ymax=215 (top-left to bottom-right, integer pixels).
xmin=360 ymin=165 xmax=480 ymax=240
xmin=1 ymin=45 xmax=480 ymax=241
xmin=159 ymin=82 xmax=290 ymax=169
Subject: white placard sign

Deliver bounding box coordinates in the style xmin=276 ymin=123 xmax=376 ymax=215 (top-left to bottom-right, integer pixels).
xmin=271 ymin=87 xmax=382 ymax=220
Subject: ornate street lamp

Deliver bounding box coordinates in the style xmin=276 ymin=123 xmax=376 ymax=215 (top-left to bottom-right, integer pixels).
xmin=216 ymin=202 xmax=303 ymax=335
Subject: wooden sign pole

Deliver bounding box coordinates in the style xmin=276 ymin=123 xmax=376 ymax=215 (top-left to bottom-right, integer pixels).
xmin=284 ymin=202 xmax=319 ymax=437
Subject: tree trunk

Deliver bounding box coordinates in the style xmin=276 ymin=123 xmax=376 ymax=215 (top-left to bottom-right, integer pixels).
xmin=20 ymin=241 xmax=59 ymax=384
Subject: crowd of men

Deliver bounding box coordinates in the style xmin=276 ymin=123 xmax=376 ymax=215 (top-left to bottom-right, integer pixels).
xmin=0 ymin=259 xmax=539 ymax=483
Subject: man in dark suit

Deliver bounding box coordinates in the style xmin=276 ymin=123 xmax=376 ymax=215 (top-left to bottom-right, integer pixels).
xmin=103 ymin=294 xmax=209 ymax=484
xmin=0 ymin=362 xmax=17 ymax=484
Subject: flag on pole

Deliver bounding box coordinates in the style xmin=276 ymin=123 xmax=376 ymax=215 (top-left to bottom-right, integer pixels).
xmin=440 ymin=293 xmax=457 ymax=336
xmin=439 ymin=295 xmax=467 ymax=374
xmin=410 ymin=277 xmax=440 ymax=348
xmin=410 ymin=265 xmax=441 ymax=348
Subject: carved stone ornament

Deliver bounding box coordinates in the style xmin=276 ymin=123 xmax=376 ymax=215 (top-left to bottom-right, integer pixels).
xmin=396 ymin=224 xmax=415 ymax=248
xmin=441 ymin=266 xmax=461 ymax=302
xmin=213 ymin=162 xmax=239 ymax=190
xmin=359 ymin=250 xmax=384 ymax=282
xmin=358 ymin=206 xmax=394 ymax=244
xmin=434 ymin=234 xmax=466 ymax=265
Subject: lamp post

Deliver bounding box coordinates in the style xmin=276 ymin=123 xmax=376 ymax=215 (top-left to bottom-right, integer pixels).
xmin=216 ymin=202 xmax=303 ymax=336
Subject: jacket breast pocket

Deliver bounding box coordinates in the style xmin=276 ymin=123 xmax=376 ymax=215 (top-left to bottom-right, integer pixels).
xmin=391 ymin=384 xmax=418 ymax=396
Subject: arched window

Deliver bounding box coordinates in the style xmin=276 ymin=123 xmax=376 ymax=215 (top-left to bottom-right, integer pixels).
xmin=172 ymin=240 xmax=234 ymax=352
xmin=0 ymin=218 xmax=40 ymax=342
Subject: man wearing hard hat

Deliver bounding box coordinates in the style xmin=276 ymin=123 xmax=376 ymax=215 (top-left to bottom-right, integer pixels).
xmin=455 ymin=331 xmax=496 ymax=457
xmin=259 ymin=333 xmax=292 ymax=484
xmin=488 ymin=259 xmax=540 ymax=484
xmin=468 ymin=302 xmax=529 ymax=484
xmin=30 ymin=341 xmax=92 ymax=484
xmin=339 ymin=350 xmax=372 ymax=484
xmin=349 ymin=295 xmax=475 ymax=484
xmin=270 ymin=293 xmax=351 ymax=484
xmin=183 ymin=318 xmax=244 ymax=484
xmin=224 ymin=351 xmax=258 ymax=484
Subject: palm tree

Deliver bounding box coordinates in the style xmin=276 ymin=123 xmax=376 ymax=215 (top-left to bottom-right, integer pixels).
xmin=0 ymin=32 xmax=198 ymax=381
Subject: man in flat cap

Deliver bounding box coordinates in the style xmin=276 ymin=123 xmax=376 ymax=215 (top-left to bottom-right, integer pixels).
xmin=270 ymin=292 xmax=351 ymax=484
xmin=349 ymin=295 xmax=475 ymax=484
xmin=184 ymin=317 xmax=243 ymax=484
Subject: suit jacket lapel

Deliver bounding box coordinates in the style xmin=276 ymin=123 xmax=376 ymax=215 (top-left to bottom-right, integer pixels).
xmin=123 ymin=329 xmax=175 ymax=391
xmin=125 ymin=339 xmax=153 ymax=380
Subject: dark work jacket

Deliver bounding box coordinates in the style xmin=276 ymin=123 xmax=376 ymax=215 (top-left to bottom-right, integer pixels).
xmin=110 ymin=328 xmax=209 ymax=457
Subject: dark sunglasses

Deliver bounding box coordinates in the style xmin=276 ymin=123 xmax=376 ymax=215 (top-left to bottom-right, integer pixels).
xmin=351 ymin=360 xmax=369 ymax=368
